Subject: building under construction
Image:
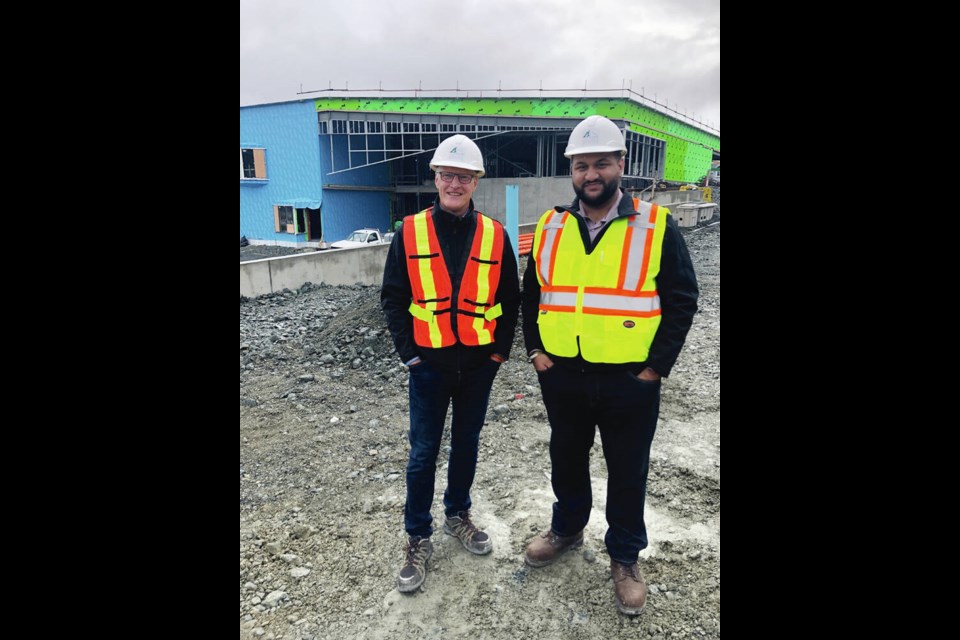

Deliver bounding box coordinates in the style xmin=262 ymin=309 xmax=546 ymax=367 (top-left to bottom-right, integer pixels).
xmin=240 ymin=96 xmax=720 ymax=246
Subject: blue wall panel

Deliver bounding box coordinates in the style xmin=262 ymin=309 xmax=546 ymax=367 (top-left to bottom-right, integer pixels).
xmin=239 ymin=101 xmax=322 ymax=243
xmin=317 ymin=136 xmax=391 ymax=242
xmin=321 ymin=191 xmax=390 ymax=243
xmin=240 ymin=101 xmax=392 ymax=244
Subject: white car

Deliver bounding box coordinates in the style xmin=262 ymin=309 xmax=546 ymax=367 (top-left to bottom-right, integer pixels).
xmin=329 ymin=228 xmax=389 ymax=249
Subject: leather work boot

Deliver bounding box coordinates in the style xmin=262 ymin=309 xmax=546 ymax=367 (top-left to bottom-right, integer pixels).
xmin=397 ymin=536 xmax=433 ymax=593
xmin=443 ymin=511 xmax=493 ymax=555
xmin=523 ymin=529 xmax=584 ymax=567
xmin=611 ymin=560 xmax=647 ymax=615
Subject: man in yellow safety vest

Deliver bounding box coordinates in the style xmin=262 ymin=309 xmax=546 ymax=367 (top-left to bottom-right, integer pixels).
xmin=521 ymin=116 xmax=699 ymax=616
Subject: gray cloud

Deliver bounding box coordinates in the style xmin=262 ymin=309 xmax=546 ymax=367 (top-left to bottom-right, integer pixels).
xmin=240 ymin=0 xmax=720 ymax=130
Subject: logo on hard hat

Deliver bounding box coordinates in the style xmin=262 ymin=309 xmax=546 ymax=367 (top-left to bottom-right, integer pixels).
xmin=450 ymin=147 xmax=458 ymax=153
xmin=583 ymin=131 xmax=592 ymax=138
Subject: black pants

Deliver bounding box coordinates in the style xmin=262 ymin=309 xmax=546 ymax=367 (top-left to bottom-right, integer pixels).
xmin=538 ymin=364 xmax=661 ymax=564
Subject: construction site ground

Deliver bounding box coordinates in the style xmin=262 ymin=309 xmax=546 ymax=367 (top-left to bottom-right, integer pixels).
xmin=240 ymin=222 xmax=720 ymax=640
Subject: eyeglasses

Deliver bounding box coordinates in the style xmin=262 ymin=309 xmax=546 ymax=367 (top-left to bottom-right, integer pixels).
xmin=438 ymin=171 xmax=475 ymax=185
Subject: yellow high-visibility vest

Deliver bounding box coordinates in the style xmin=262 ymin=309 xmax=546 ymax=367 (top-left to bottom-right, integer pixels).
xmin=533 ymin=201 xmax=667 ymax=363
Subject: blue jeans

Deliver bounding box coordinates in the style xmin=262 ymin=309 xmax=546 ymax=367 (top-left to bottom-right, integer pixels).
xmin=404 ymin=358 xmax=500 ymax=538
xmin=537 ymin=365 xmax=661 ymax=564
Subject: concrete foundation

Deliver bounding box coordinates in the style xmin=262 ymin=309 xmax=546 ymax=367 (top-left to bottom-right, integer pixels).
xmin=240 ymin=245 xmax=389 ymax=298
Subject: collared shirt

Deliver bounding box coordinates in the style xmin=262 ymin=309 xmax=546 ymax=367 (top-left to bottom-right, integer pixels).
xmin=577 ymin=191 xmax=624 ymax=242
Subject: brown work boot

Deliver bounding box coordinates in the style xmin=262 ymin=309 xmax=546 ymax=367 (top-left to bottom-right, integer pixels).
xmin=611 ymin=560 xmax=647 ymax=615
xmin=443 ymin=511 xmax=493 ymax=555
xmin=524 ymin=529 xmax=584 ymax=567
xmin=397 ymin=536 xmax=433 ymax=593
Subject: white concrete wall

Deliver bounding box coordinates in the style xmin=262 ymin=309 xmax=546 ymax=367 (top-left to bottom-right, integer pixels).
xmin=473 ymin=178 xmax=705 ymax=224
xmin=472 ymin=177 xmax=574 ymax=225
xmin=649 ymin=190 xmax=705 ymax=206
xmin=240 ymin=245 xmax=389 ymax=298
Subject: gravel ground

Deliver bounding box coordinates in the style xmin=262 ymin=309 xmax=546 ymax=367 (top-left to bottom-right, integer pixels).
xmin=240 ymin=222 xmax=720 ymax=640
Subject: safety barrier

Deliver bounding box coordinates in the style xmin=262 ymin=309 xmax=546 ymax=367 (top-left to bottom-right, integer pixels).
xmin=518 ymin=233 xmax=534 ymax=256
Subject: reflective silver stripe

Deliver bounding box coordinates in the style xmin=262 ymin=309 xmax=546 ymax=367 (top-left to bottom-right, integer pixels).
xmin=582 ymin=292 xmax=661 ymax=313
xmin=621 ymin=215 xmax=652 ymax=291
xmin=538 ymin=213 xmax=565 ymax=285
xmin=635 ymin=200 xmax=656 ymax=221
xmin=628 ymin=216 xmax=656 ymax=230
xmin=540 ymin=291 xmax=578 ymax=307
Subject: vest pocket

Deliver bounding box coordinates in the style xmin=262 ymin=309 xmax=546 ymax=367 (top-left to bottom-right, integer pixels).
xmin=579 ymin=314 xmax=658 ymax=363
xmin=537 ymin=310 xmax=579 ymax=357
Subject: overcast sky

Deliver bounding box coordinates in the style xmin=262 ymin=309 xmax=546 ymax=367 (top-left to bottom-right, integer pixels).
xmin=240 ymin=0 xmax=720 ymax=132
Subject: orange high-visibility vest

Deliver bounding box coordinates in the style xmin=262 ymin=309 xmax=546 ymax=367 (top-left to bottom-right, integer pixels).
xmin=533 ymin=200 xmax=666 ymax=363
xmin=404 ymin=208 xmax=505 ymax=348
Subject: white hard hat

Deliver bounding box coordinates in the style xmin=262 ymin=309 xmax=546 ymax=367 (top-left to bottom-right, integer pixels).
xmin=564 ymin=115 xmax=627 ymax=158
xmin=430 ymin=134 xmax=485 ymax=177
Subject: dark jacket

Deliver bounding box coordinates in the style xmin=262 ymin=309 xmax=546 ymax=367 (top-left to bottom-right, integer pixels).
xmin=382 ymin=199 xmax=521 ymax=372
xmin=521 ymin=190 xmax=699 ymax=376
